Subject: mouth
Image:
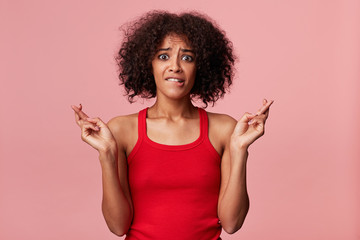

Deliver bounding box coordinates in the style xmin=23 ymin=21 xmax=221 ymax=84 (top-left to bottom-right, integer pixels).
xmin=165 ymin=77 xmax=185 ymax=86
xmin=165 ymin=77 xmax=185 ymax=83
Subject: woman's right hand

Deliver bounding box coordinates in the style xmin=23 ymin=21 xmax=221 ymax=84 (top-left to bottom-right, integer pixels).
xmin=71 ymin=104 xmax=117 ymax=153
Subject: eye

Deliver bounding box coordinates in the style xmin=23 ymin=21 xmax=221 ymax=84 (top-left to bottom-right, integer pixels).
xmin=158 ymin=54 xmax=169 ymax=60
xmin=182 ymin=55 xmax=194 ymax=62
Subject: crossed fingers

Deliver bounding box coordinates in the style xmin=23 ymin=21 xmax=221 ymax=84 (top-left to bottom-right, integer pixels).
xmin=246 ymin=99 xmax=273 ymax=125
xmin=256 ymin=99 xmax=274 ymax=118
xmin=71 ymin=104 xmax=89 ymax=126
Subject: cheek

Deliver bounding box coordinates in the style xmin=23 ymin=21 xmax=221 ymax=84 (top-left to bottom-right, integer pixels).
xmin=151 ymin=64 xmax=165 ymax=83
xmin=151 ymin=65 xmax=158 ymax=78
xmin=152 ymin=62 xmax=165 ymax=75
xmin=188 ymin=66 xmax=196 ymax=79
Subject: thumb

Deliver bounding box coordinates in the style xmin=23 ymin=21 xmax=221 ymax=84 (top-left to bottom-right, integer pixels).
xmin=233 ymin=112 xmax=256 ymax=133
xmin=238 ymin=112 xmax=256 ymax=124
xmin=86 ymin=117 xmax=107 ymax=129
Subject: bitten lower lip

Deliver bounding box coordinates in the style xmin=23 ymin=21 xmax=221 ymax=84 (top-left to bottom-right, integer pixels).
xmin=165 ymin=78 xmax=185 ymax=86
xmin=165 ymin=77 xmax=184 ymax=82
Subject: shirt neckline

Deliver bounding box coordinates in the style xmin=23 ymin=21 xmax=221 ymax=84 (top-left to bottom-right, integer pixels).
xmin=143 ymin=107 xmax=205 ymax=151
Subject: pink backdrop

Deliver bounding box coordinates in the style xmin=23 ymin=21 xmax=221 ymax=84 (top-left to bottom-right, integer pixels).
xmin=1 ymin=0 xmax=359 ymax=239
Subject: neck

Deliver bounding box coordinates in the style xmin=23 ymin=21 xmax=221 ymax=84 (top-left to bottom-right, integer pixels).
xmin=149 ymin=95 xmax=197 ymax=119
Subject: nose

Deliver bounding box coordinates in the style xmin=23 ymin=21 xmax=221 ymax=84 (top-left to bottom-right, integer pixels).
xmin=169 ymin=57 xmax=182 ymax=73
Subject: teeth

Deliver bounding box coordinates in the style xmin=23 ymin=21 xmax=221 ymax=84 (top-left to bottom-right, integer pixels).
xmin=167 ymin=78 xmax=183 ymax=82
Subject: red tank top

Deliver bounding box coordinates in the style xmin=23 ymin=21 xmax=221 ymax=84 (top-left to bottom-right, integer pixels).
xmin=125 ymin=107 xmax=222 ymax=240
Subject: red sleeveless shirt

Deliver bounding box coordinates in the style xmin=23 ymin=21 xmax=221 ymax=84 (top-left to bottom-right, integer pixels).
xmin=125 ymin=107 xmax=222 ymax=240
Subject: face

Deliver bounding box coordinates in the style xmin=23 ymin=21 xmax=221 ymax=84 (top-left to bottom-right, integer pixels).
xmin=151 ymin=34 xmax=196 ymax=101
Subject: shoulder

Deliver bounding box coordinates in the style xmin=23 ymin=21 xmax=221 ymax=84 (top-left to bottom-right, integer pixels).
xmin=207 ymin=111 xmax=237 ymax=134
xmin=206 ymin=111 xmax=237 ymax=151
xmin=107 ymin=112 xmax=139 ymax=150
xmin=107 ymin=113 xmax=138 ymax=133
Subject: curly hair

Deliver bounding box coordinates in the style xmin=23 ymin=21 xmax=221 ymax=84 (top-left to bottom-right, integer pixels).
xmin=116 ymin=10 xmax=235 ymax=107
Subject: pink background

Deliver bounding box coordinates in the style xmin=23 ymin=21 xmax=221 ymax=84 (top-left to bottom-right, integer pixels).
xmin=1 ymin=0 xmax=359 ymax=239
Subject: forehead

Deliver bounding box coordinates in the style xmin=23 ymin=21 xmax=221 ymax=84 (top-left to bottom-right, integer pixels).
xmin=158 ymin=34 xmax=191 ymax=48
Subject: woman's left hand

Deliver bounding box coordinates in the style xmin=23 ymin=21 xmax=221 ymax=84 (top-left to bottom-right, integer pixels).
xmin=230 ymin=99 xmax=273 ymax=151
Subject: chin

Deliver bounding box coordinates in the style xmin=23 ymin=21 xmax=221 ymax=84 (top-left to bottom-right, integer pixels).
xmin=162 ymin=91 xmax=191 ymax=100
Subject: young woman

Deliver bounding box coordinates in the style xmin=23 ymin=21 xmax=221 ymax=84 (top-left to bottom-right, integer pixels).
xmin=71 ymin=11 xmax=273 ymax=240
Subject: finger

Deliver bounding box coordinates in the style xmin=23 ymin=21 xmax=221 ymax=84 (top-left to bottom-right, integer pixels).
xmin=260 ymin=103 xmax=271 ymax=118
xmin=249 ymin=114 xmax=267 ymax=128
xmin=72 ymin=107 xmax=82 ymax=126
xmin=77 ymin=104 xmax=89 ymax=119
xmin=249 ymin=119 xmax=264 ymax=128
xmin=71 ymin=104 xmax=89 ymax=120
xmin=234 ymin=112 xmax=256 ymax=130
xmin=78 ymin=117 xmax=98 ymax=127
xmin=82 ymin=121 xmax=100 ymax=132
xmin=255 ymin=114 xmax=267 ymax=122
xmin=264 ymin=99 xmax=274 ymax=117
xmin=72 ymin=110 xmax=88 ymax=126
xmin=86 ymin=117 xmax=107 ymax=129
xmin=238 ymin=112 xmax=256 ymax=123
xmin=257 ymin=99 xmax=274 ymax=115
xmin=257 ymin=99 xmax=269 ymax=114
xmin=250 ymin=118 xmax=266 ymax=136
xmin=249 ymin=112 xmax=267 ymax=124
xmin=256 ymin=99 xmax=266 ymax=114
xmin=78 ymin=118 xmax=90 ymax=128
xmin=73 ymin=109 xmax=80 ymax=124
xmin=263 ymin=107 xmax=270 ymax=118
xmin=81 ymin=122 xmax=100 ymax=141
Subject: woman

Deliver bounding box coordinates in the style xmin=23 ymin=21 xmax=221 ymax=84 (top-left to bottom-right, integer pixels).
xmin=71 ymin=11 xmax=273 ymax=240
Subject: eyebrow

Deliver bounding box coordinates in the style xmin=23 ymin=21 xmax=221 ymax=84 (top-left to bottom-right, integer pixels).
xmin=156 ymin=48 xmax=195 ymax=53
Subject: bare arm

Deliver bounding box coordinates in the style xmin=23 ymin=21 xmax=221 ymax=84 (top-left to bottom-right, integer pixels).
xmin=218 ymin=99 xmax=273 ymax=234
xmin=218 ymin=144 xmax=249 ymax=234
xmin=71 ymin=104 xmax=133 ymax=236
xmin=99 ymin=144 xmax=133 ymax=236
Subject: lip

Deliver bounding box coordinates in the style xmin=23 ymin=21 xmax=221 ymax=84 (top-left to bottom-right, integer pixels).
xmin=165 ymin=77 xmax=185 ymax=82
xmin=165 ymin=77 xmax=185 ymax=87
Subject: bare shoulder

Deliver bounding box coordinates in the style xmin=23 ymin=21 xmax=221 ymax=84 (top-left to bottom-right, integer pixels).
xmin=107 ymin=113 xmax=138 ymax=133
xmin=107 ymin=113 xmax=138 ymax=152
xmin=207 ymin=111 xmax=237 ymax=135
xmin=206 ymin=111 xmax=237 ymax=154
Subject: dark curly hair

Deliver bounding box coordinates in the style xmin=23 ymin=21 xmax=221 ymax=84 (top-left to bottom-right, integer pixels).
xmin=116 ymin=10 xmax=235 ymax=107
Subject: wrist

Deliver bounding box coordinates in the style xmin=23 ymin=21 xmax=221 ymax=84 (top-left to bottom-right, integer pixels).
xmin=99 ymin=145 xmax=118 ymax=163
xmin=230 ymin=141 xmax=249 ymax=155
xmin=230 ymin=147 xmax=249 ymax=164
xmin=230 ymin=133 xmax=252 ymax=150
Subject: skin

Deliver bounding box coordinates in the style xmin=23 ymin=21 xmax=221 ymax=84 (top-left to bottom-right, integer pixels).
xmin=71 ymin=34 xmax=273 ymax=236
